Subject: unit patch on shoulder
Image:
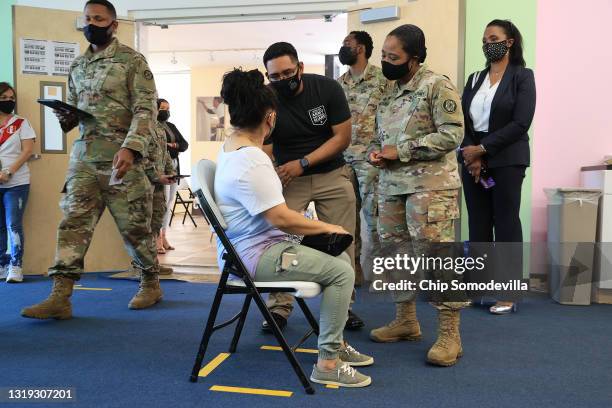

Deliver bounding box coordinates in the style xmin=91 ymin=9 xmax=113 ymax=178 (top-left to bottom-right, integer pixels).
xmin=443 ymin=99 xmax=457 ymax=113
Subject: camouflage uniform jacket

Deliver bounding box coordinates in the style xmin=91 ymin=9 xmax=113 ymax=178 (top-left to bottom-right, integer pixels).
xmin=368 ymin=65 xmax=464 ymax=195
xmin=144 ymin=122 xmax=175 ymax=184
xmin=338 ymin=63 xmax=391 ymax=163
xmin=67 ymin=38 xmax=157 ymax=162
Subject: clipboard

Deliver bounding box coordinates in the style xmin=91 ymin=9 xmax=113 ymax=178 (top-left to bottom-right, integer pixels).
xmin=37 ymin=99 xmax=94 ymax=119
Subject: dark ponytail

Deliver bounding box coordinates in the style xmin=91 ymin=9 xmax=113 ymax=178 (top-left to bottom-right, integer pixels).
xmin=221 ymin=68 xmax=277 ymax=129
xmin=486 ymin=19 xmax=526 ymax=67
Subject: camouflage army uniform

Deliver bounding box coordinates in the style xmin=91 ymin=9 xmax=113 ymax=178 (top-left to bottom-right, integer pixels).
xmin=144 ymin=122 xmax=175 ymax=236
xmin=49 ymin=38 xmax=158 ymax=280
xmin=368 ymin=64 xmax=467 ymax=309
xmin=338 ymin=63 xmax=389 ymax=283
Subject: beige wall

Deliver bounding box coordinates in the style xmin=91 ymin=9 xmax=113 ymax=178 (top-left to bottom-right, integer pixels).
xmin=189 ymin=64 xmax=325 ymax=166
xmin=348 ymin=0 xmax=463 ymax=86
xmin=13 ymin=6 xmax=135 ymax=274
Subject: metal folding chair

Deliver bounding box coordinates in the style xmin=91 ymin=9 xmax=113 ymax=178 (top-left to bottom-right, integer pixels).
xmin=189 ymin=159 xmax=320 ymax=394
xmin=170 ymin=188 xmax=198 ymax=228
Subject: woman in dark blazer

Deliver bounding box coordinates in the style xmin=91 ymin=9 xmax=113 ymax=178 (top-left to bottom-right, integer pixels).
xmin=460 ymin=19 xmax=536 ymax=314
xmin=157 ymin=98 xmax=189 ymax=252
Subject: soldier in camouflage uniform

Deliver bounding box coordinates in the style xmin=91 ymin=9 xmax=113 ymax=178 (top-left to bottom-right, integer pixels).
xmin=367 ymin=25 xmax=469 ymax=366
xmin=139 ymin=105 xmax=176 ymax=275
xmin=22 ymin=0 xmax=161 ymax=320
xmin=337 ymin=31 xmax=390 ymax=285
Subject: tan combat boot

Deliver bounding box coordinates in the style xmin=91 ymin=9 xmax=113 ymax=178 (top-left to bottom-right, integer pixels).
xmin=158 ymin=265 xmax=173 ymax=275
xmin=427 ymin=309 xmax=463 ymax=366
xmin=21 ymin=275 xmax=74 ymax=320
xmin=128 ymin=272 xmax=163 ymax=309
xmin=370 ymin=301 xmax=422 ymax=342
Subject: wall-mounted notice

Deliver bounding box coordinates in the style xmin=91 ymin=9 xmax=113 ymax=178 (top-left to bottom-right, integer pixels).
xmin=20 ymin=38 xmax=80 ymax=76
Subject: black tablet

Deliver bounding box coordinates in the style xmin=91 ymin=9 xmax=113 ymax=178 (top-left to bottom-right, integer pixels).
xmin=37 ymin=99 xmax=94 ymax=119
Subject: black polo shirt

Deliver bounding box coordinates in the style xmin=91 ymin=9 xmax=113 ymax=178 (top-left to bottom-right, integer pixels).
xmin=266 ymin=73 xmax=351 ymax=176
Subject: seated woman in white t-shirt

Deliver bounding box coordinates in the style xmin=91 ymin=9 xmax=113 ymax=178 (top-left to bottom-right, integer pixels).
xmin=0 ymin=82 xmax=36 ymax=283
xmin=214 ymin=68 xmax=373 ymax=388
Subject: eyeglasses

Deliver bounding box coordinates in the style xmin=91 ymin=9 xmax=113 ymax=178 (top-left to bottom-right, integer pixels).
xmin=268 ymin=66 xmax=299 ymax=82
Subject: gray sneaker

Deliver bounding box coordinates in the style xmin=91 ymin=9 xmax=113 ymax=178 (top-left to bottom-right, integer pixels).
xmin=0 ymin=265 xmax=7 ymax=280
xmin=339 ymin=344 xmax=374 ymax=366
xmin=310 ymin=362 xmax=372 ymax=388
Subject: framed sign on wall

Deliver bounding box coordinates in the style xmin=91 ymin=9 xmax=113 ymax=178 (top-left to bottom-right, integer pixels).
xmin=39 ymin=81 xmax=67 ymax=154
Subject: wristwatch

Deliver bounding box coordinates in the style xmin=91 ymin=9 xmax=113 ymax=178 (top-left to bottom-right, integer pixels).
xmin=299 ymin=157 xmax=310 ymax=170
xmin=3 ymin=169 xmax=12 ymax=178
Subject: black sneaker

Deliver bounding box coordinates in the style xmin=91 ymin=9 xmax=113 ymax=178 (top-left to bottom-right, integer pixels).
xmin=261 ymin=312 xmax=288 ymax=333
xmin=345 ymin=310 xmax=365 ymax=330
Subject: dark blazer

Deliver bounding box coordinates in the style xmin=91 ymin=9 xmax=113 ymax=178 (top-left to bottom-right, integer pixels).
xmin=461 ymin=64 xmax=536 ymax=168
xmin=163 ymin=121 xmax=189 ymax=175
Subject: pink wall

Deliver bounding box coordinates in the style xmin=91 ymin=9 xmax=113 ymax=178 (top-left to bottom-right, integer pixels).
xmin=531 ymin=0 xmax=612 ymax=242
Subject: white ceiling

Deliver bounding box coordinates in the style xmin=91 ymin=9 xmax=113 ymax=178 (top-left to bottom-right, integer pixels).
xmin=143 ymin=14 xmax=348 ymax=72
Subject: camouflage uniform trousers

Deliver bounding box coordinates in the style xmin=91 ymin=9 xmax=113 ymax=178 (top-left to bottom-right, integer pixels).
xmin=377 ymin=188 xmax=468 ymax=311
xmin=348 ymin=160 xmax=380 ymax=283
xmin=49 ymin=161 xmax=158 ymax=280
xmin=150 ymin=184 xmax=167 ymax=238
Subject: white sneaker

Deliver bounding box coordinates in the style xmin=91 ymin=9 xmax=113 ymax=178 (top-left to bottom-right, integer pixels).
xmin=6 ymin=265 xmax=23 ymax=283
xmin=0 ymin=265 xmax=8 ymax=280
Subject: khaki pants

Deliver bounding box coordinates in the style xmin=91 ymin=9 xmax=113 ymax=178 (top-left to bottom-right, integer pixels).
xmin=267 ymin=165 xmax=356 ymax=319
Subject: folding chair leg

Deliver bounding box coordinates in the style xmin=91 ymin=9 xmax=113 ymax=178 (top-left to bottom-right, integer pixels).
xmin=229 ymin=294 xmax=252 ymax=353
xmin=189 ymin=285 xmax=225 ymax=383
xmin=296 ymin=298 xmax=320 ymax=336
xmin=251 ymin=292 xmax=315 ymax=394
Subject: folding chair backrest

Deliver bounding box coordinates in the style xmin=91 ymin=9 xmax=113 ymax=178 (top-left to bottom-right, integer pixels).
xmin=192 ymin=159 xmax=249 ymax=278
xmin=192 ymin=160 xmax=227 ymax=229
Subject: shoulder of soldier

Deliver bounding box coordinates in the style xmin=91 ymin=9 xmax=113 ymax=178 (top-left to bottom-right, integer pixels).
xmin=70 ymin=54 xmax=86 ymax=71
xmin=115 ymin=42 xmax=149 ymax=65
xmin=423 ymin=70 xmax=459 ymax=95
xmin=337 ymin=71 xmax=349 ymax=84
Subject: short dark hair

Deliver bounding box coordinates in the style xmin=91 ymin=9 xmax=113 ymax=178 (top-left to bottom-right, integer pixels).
xmin=157 ymin=98 xmax=168 ymax=109
xmin=486 ymin=19 xmax=526 ymax=67
xmin=221 ymin=68 xmax=277 ymax=129
xmin=84 ymin=0 xmax=117 ymax=20
xmin=350 ymin=31 xmax=374 ymax=59
xmin=263 ymin=42 xmax=299 ymax=67
xmin=388 ymin=24 xmax=427 ymax=63
xmin=0 ymin=82 xmax=15 ymax=98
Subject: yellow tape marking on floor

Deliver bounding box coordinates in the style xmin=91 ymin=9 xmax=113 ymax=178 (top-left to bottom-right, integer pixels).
xmin=198 ymin=353 xmax=231 ymax=377
xmin=210 ymin=385 xmax=293 ymax=397
xmin=74 ymin=287 xmax=112 ymax=291
xmin=260 ymin=345 xmax=318 ymax=354
xmin=326 ymin=384 xmax=339 ymax=389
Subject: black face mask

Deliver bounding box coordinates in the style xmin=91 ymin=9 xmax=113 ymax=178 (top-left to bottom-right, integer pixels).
xmin=0 ymin=100 xmax=15 ymax=114
xmin=157 ymin=110 xmax=170 ymax=122
xmin=271 ymin=72 xmax=301 ymax=98
xmin=84 ymin=22 xmax=114 ymax=46
xmin=483 ymin=40 xmax=509 ymax=63
xmin=381 ymin=60 xmax=411 ymax=81
xmin=338 ymin=46 xmax=358 ymax=66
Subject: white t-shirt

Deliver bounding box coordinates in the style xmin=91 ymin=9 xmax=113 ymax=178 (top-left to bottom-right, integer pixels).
xmin=0 ymin=115 xmax=36 ymax=188
xmin=469 ymin=72 xmax=500 ymax=132
xmin=214 ymin=145 xmax=288 ymax=276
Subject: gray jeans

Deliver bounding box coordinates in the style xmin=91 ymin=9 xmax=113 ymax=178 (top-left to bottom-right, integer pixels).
xmin=255 ymin=241 xmax=354 ymax=360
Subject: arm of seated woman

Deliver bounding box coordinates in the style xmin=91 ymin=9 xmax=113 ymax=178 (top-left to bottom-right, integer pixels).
xmin=263 ymin=203 xmax=348 ymax=236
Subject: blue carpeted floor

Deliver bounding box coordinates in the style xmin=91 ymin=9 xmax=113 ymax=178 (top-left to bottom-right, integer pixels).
xmin=1 ymin=274 xmax=611 ymax=408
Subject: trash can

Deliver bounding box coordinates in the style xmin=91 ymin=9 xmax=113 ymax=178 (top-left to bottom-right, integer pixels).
xmin=546 ymin=188 xmax=601 ymax=305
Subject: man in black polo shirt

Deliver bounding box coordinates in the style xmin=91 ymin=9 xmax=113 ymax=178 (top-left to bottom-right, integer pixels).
xmin=262 ymin=42 xmax=364 ymax=330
